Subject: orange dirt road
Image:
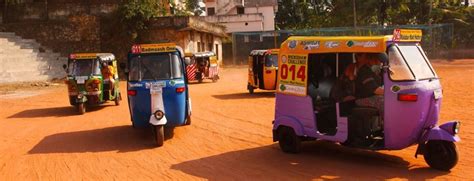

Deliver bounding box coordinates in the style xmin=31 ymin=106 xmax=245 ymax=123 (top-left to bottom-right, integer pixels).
xmin=0 ymin=61 xmax=473 ymax=180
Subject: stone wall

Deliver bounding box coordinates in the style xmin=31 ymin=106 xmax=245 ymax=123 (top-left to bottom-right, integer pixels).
xmin=0 ymin=15 xmax=101 ymax=55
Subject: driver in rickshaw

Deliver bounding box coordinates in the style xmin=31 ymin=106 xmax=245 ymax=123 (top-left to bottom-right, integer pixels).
xmin=354 ymin=53 xmax=384 ymax=114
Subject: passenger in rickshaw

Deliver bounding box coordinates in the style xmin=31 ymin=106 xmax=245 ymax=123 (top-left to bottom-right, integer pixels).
xmin=196 ymin=56 xmax=210 ymax=76
xmin=101 ymin=62 xmax=115 ymax=93
xmin=354 ymin=53 xmax=384 ymax=114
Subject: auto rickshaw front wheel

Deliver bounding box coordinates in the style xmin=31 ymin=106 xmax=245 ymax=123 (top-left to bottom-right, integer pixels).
xmin=424 ymin=140 xmax=458 ymax=171
xmin=77 ymin=103 xmax=86 ymax=115
xmin=277 ymin=126 xmax=301 ymax=154
xmin=153 ymin=125 xmax=164 ymax=147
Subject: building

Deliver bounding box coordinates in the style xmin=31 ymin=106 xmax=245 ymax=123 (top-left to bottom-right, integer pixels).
xmin=141 ymin=16 xmax=227 ymax=62
xmin=200 ymin=0 xmax=278 ymax=33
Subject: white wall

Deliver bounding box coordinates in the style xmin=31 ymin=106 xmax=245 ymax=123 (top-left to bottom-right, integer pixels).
xmin=245 ymin=6 xmax=275 ymax=31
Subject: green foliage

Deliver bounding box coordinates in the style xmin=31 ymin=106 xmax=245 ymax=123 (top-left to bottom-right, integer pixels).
xmin=276 ymin=0 xmax=474 ymax=47
xmin=119 ymin=0 xmax=168 ymax=41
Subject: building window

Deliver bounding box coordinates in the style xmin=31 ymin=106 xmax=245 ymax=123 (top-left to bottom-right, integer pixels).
xmin=207 ymin=7 xmax=215 ymax=16
xmin=237 ymin=7 xmax=245 ymax=14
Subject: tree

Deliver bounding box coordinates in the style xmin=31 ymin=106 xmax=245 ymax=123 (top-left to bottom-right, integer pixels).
xmin=119 ymin=0 xmax=169 ymax=42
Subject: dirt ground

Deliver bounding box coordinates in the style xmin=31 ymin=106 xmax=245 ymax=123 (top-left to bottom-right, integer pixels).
xmin=0 ymin=60 xmax=473 ymax=180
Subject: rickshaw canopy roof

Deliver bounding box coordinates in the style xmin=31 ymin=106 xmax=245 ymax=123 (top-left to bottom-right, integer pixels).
xmin=250 ymin=50 xmax=269 ymax=56
xmin=69 ymin=53 xmax=115 ymax=62
xmin=193 ymin=51 xmax=216 ymax=58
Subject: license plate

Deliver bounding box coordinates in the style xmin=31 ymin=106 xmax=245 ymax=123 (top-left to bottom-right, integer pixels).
xmin=76 ymin=76 xmax=87 ymax=84
xmin=434 ymin=89 xmax=442 ymax=99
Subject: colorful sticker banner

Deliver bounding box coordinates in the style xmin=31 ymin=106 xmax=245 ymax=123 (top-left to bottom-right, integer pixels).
xmin=71 ymin=53 xmax=98 ymax=60
xmin=140 ymin=43 xmax=177 ymax=53
xmin=277 ymin=54 xmax=308 ymax=96
xmin=393 ymin=29 xmax=422 ymax=42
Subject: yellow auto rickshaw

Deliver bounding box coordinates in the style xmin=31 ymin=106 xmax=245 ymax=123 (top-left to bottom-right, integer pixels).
xmin=247 ymin=49 xmax=279 ymax=93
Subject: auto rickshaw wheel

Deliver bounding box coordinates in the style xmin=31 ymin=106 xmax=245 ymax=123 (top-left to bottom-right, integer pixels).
xmin=153 ymin=125 xmax=164 ymax=147
xmin=248 ymin=85 xmax=254 ymax=94
xmin=77 ymin=103 xmax=86 ymax=114
xmin=212 ymin=75 xmax=218 ymax=83
xmin=114 ymin=92 xmax=121 ymax=106
xmin=185 ymin=115 xmax=192 ymax=125
xmin=424 ymin=140 xmax=458 ymax=171
xmin=277 ymin=126 xmax=301 ymax=153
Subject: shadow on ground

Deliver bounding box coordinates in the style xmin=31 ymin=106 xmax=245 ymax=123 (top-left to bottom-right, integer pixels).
xmin=8 ymin=105 xmax=110 ymax=118
xmin=171 ymin=141 xmax=448 ymax=180
xmin=28 ymin=125 xmax=155 ymax=154
xmin=212 ymin=92 xmax=275 ymax=100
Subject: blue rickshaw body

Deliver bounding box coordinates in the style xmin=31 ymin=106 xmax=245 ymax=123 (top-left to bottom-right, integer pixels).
xmin=127 ymin=80 xmax=188 ymax=128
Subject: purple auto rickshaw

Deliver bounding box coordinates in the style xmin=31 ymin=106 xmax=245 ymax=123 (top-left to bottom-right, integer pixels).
xmin=272 ymin=29 xmax=460 ymax=171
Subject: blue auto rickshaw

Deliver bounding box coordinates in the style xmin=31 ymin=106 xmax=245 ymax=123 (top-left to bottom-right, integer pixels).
xmin=122 ymin=43 xmax=192 ymax=147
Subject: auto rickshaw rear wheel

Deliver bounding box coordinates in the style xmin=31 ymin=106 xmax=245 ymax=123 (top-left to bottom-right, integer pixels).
xmin=77 ymin=103 xmax=86 ymax=114
xmin=424 ymin=140 xmax=458 ymax=171
xmin=248 ymin=85 xmax=254 ymax=94
xmin=114 ymin=92 xmax=121 ymax=106
xmin=153 ymin=125 xmax=164 ymax=147
xmin=277 ymin=126 xmax=301 ymax=153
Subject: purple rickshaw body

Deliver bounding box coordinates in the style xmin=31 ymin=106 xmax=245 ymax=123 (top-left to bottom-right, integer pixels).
xmin=272 ymin=37 xmax=460 ymax=151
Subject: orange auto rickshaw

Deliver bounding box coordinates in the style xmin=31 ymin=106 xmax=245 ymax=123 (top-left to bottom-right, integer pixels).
xmin=247 ymin=49 xmax=279 ymax=93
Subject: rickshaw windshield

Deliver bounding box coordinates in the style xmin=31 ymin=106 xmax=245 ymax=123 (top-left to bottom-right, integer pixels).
xmin=69 ymin=59 xmax=101 ymax=76
xmin=388 ymin=44 xmax=437 ymax=81
xmin=128 ymin=52 xmax=183 ymax=81
xmin=265 ymin=54 xmax=278 ymax=67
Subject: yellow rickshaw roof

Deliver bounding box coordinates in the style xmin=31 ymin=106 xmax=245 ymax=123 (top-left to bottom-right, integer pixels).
xmin=280 ymin=36 xmax=392 ymax=53
xmin=69 ymin=53 xmax=115 ymax=61
xmin=269 ymin=49 xmax=279 ymax=54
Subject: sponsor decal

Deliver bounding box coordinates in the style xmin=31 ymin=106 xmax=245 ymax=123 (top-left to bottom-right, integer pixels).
xmin=170 ymin=80 xmax=176 ymax=86
xmin=324 ymin=41 xmax=340 ymax=48
xmin=278 ymin=54 xmax=308 ymax=96
xmin=346 ymin=40 xmax=378 ymax=48
xmin=128 ymin=83 xmax=143 ymax=88
xmin=288 ymin=40 xmax=297 ymax=49
xmin=346 ymin=40 xmax=354 ymax=47
xmin=301 ymin=41 xmax=320 ymax=50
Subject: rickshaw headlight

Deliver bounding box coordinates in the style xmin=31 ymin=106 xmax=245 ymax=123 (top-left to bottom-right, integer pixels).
xmin=453 ymin=121 xmax=460 ymax=134
xmin=154 ymin=110 xmax=165 ymax=120
xmin=77 ymin=94 xmax=84 ymax=99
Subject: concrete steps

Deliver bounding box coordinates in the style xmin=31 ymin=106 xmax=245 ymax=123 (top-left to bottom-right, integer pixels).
xmin=0 ymin=32 xmax=67 ymax=83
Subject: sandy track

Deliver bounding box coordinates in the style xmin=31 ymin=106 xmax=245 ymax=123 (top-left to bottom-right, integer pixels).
xmin=0 ymin=60 xmax=473 ymax=180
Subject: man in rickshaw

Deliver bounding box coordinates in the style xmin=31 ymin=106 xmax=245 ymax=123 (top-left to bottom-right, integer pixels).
xmin=354 ymin=53 xmax=384 ymax=114
xmin=101 ymin=62 xmax=115 ymax=94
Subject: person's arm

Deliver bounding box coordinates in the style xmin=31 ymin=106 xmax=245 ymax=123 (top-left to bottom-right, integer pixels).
xmin=374 ymin=87 xmax=384 ymax=95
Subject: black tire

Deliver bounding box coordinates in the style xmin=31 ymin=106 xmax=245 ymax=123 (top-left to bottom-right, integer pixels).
xmin=424 ymin=140 xmax=458 ymax=171
xmin=248 ymin=85 xmax=254 ymax=94
xmin=277 ymin=126 xmax=301 ymax=153
xmin=77 ymin=103 xmax=86 ymax=115
xmin=153 ymin=125 xmax=164 ymax=147
xmin=164 ymin=126 xmax=175 ymax=139
xmin=114 ymin=92 xmax=121 ymax=106
xmin=185 ymin=115 xmax=192 ymax=125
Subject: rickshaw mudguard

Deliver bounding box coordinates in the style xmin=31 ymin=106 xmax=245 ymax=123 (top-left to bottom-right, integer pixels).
xmin=272 ymin=116 xmax=305 ymax=142
xmin=423 ymin=125 xmax=460 ymax=143
xmin=415 ymin=125 xmax=460 ymax=158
